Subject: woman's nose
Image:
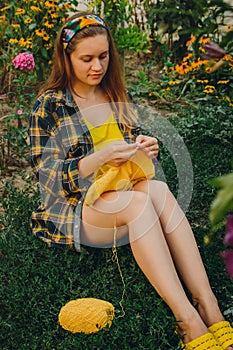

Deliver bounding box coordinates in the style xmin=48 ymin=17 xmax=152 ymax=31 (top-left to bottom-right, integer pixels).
xmin=91 ymin=59 xmax=101 ymax=71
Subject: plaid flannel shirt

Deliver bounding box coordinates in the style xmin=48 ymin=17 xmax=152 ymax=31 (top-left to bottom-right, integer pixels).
xmin=30 ymin=88 xmax=139 ymax=251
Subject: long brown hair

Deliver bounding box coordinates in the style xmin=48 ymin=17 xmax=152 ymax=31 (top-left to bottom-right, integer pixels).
xmin=38 ymin=12 xmax=137 ymax=128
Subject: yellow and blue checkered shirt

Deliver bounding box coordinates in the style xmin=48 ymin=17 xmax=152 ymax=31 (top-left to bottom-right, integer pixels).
xmin=30 ymin=88 xmax=139 ymax=251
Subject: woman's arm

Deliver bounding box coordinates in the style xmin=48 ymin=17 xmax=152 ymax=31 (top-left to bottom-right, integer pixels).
xmin=78 ymin=140 xmax=138 ymax=178
xmin=30 ymin=96 xmax=88 ymax=197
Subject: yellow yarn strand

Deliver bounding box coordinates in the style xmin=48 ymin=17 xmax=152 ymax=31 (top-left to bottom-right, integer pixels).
xmin=110 ymin=158 xmax=150 ymax=319
xmin=112 ymin=222 xmax=126 ymax=319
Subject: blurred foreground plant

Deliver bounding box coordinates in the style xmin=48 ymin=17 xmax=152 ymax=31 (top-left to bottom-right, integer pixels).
xmin=208 ymin=167 xmax=233 ymax=278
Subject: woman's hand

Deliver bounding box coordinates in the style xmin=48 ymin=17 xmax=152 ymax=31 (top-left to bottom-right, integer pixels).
xmin=78 ymin=140 xmax=137 ymax=178
xmin=135 ymin=134 xmax=159 ymax=159
xmin=102 ymin=140 xmax=138 ymax=166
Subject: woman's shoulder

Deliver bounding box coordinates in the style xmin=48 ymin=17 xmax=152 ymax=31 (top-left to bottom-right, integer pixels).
xmin=32 ymin=89 xmax=67 ymax=113
xmin=30 ymin=88 xmax=75 ymax=131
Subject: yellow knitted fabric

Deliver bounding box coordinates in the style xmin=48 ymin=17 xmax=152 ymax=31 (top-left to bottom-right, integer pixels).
xmin=83 ymin=113 xmax=155 ymax=206
xmin=58 ymin=298 xmax=115 ymax=334
xmin=208 ymin=321 xmax=233 ymax=349
xmin=181 ymin=332 xmax=222 ymax=349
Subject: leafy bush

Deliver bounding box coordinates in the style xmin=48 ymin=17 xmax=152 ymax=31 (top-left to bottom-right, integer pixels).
xmin=0 ymin=0 xmax=78 ymax=92
xmin=145 ymin=0 xmax=233 ymax=61
xmin=89 ymin=0 xmax=150 ymax=55
xmin=129 ymin=33 xmax=233 ymax=108
xmin=0 ymin=177 xmax=40 ymax=238
xmin=114 ymin=25 xmax=150 ymax=54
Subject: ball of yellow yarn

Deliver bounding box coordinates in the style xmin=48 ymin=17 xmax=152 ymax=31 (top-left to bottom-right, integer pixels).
xmin=58 ymin=298 xmax=115 ymax=334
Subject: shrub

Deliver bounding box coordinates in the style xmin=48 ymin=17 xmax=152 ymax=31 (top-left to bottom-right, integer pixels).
xmin=0 ymin=0 xmax=78 ymax=92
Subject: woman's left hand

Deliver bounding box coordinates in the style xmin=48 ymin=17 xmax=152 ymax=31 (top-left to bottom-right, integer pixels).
xmin=135 ymin=134 xmax=159 ymax=159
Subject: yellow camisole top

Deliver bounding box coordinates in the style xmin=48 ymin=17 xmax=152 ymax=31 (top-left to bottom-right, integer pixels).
xmin=83 ymin=112 xmax=124 ymax=151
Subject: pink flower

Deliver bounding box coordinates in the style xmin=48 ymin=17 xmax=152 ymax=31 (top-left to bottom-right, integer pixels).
xmin=12 ymin=52 xmax=35 ymax=70
xmin=224 ymin=214 xmax=233 ymax=247
xmin=17 ymin=109 xmax=23 ymax=115
xmin=221 ymin=250 xmax=233 ymax=278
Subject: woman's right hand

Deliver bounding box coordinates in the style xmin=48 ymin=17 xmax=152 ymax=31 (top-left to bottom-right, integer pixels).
xmin=101 ymin=140 xmax=138 ymax=166
xmin=78 ymin=140 xmax=138 ymax=179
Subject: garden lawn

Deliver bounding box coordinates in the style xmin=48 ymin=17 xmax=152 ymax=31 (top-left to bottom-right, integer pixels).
xmin=0 ymin=101 xmax=232 ymax=350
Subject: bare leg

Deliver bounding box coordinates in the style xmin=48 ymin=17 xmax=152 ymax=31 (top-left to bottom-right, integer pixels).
xmin=81 ymin=190 xmax=209 ymax=344
xmin=133 ymin=180 xmax=232 ymax=349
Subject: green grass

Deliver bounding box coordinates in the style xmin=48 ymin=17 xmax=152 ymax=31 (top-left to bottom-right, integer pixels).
xmin=0 ymin=101 xmax=233 ymax=350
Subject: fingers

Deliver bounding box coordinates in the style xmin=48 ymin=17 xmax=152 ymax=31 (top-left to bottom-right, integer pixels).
xmin=136 ymin=135 xmax=159 ymax=158
xmin=104 ymin=140 xmax=138 ymax=165
xmin=110 ymin=140 xmax=137 ymax=151
xmin=136 ymin=134 xmax=158 ymax=149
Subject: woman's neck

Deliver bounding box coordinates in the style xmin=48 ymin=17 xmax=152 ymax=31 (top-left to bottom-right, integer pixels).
xmin=71 ymin=84 xmax=111 ymax=125
xmin=72 ymin=83 xmax=100 ymax=100
xmin=71 ymin=84 xmax=109 ymax=109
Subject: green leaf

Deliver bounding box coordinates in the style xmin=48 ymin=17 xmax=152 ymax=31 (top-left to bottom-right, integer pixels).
xmin=28 ymin=23 xmax=37 ymax=30
xmin=209 ymin=172 xmax=233 ymax=225
xmin=40 ymin=47 xmax=49 ymax=59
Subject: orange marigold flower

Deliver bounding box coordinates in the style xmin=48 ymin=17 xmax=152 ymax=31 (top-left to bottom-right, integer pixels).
xmin=199 ymin=37 xmax=210 ymax=45
xmin=168 ymin=80 xmax=181 ymax=85
xmin=203 ymin=85 xmax=215 ymax=93
xmin=183 ymin=53 xmax=193 ymax=62
xmin=226 ymin=24 xmax=232 ymax=32
xmin=49 ymin=10 xmax=58 ymax=18
xmin=61 ymin=3 xmax=73 ymax=10
xmin=197 ymin=79 xmax=209 ymax=84
xmin=175 ymin=63 xmax=191 ymax=75
xmin=43 ymin=33 xmax=50 ymax=41
xmin=199 ymin=46 xmax=206 ymax=53
xmin=223 ymin=54 xmax=233 ymax=62
xmin=44 ymin=21 xmax=54 ymax=28
xmin=18 ymin=37 xmax=33 ymax=49
xmin=0 ymin=15 xmax=5 ymax=22
xmin=190 ymin=58 xmax=208 ymax=70
xmin=225 ymin=96 xmax=233 ymax=107
xmin=45 ymin=42 xmax=53 ymax=50
xmin=217 ymin=80 xmax=230 ymax=84
xmin=15 ymin=8 xmax=26 ymax=15
xmin=30 ymin=6 xmax=41 ymax=12
xmin=35 ymin=29 xmax=46 ymax=37
xmin=9 ymin=38 xmax=18 ymax=44
xmin=186 ymin=36 xmax=196 ymax=47
xmin=196 ymin=58 xmax=208 ymax=66
xmin=24 ymin=17 xmax=32 ymax=24
xmin=45 ymin=1 xmax=56 ymax=8
xmin=0 ymin=6 xmax=9 ymax=11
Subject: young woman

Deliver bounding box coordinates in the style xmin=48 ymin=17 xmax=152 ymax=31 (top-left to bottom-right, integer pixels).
xmin=30 ymin=12 xmax=233 ymax=349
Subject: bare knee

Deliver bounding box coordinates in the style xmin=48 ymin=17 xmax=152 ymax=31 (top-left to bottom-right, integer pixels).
xmin=150 ymin=180 xmax=170 ymax=195
xmin=119 ymin=190 xmax=155 ymax=226
xmin=135 ymin=179 xmax=169 ymax=195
